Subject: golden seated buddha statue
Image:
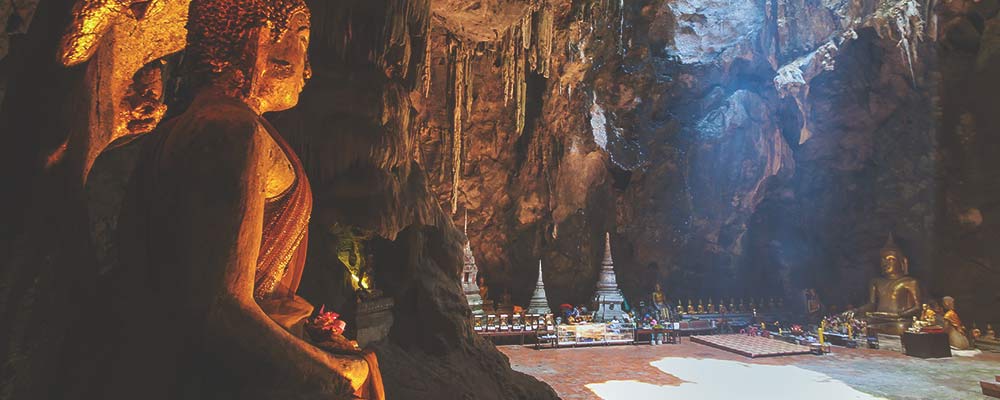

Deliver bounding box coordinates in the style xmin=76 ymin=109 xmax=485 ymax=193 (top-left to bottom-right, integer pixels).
xmin=850 ymin=234 xmax=922 ymax=336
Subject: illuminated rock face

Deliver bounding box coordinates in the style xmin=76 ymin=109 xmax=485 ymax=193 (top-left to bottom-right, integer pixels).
xmin=664 ymin=0 xmax=763 ymax=65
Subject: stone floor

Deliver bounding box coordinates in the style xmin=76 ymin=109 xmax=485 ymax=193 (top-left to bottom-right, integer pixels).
xmin=500 ymin=340 xmax=1000 ymax=399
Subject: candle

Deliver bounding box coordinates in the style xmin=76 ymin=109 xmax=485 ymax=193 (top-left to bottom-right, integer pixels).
xmin=818 ymin=320 xmax=826 ymax=344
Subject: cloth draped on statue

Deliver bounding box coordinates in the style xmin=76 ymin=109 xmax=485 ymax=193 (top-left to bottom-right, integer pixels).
xmin=944 ymin=310 xmax=965 ymax=335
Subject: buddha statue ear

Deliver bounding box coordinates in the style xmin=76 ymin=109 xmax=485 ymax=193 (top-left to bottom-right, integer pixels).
xmin=902 ymin=257 xmax=909 ymax=275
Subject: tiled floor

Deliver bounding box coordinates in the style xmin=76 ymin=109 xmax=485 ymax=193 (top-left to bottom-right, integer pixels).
xmin=500 ymin=340 xmax=1000 ymax=399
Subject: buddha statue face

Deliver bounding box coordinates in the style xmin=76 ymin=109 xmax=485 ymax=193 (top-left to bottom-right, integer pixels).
xmin=880 ymin=253 xmax=905 ymax=277
xmin=942 ymin=296 xmax=955 ymax=310
xmin=248 ymin=9 xmax=311 ymax=114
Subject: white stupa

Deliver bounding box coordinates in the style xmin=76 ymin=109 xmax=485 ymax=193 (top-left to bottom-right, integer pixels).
xmin=593 ymin=232 xmax=626 ymax=322
xmin=461 ymin=215 xmax=484 ymax=315
xmin=527 ymin=260 xmax=551 ymax=315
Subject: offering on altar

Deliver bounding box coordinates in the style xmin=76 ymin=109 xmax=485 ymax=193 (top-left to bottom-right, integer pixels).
xmin=500 ymin=314 xmax=510 ymax=331
xmin=306 ymin=306 xmax=360 ymax=354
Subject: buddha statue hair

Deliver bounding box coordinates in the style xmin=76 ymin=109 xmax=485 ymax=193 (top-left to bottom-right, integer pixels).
xmin=184 ymin=0 xmax=310 ymax=99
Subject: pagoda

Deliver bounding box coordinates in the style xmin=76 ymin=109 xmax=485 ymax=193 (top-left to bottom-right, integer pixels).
xmin=527 ymin=260 xmax=552 ymax=315
xmin=593 ymin=232 xmax=626 ymax=322
xmin=461 ymin=216 xmax=484 ymax=315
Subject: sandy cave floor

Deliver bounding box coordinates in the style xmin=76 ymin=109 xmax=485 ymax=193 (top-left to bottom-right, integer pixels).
xmin=499 ymin=339 xmax=1000 ymax=399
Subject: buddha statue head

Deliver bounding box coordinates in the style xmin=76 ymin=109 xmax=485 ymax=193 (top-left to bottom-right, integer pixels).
xmin=879 ymin=233 xmax=909 ymax=278
xmin=185 ymin=0 xmax=311 ymax=114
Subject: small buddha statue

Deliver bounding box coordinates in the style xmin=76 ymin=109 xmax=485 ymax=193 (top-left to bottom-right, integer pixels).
xmin=687 ymin=299 xmax=695 ymax=315
xmin=676 ymin=299 xmax=685 ymax=315
xmin=850 ymin=234 xmax=922 ymax=335
xmin=652 ymin=283 xmax=668 ymax=319
xmin=972 ymin=323 xmax=982 ymax=341
xmin=652 ymin=283 xmax=667 ymax=306
xmin=942 ymin=296 xmax=972 ymax=350
xmin=777 ymin=297 xmax=785 ymax=310
xmin=987 ymin=324 xmax=997 ymax=340
xmin=768 ymin=298 xmax=776 ymax=311
xmin=718 ymin=303 xmax=728 ymax=314
xmin=729 ymin=298 xmax=736 ymax=313
xmin=920 ymin=303 xmax=937 ymax=324
xmin=707 ymin=298 xmax=716 ymax=314
xmin=696 ymin=299 xmax=705 ymax=314
xmin=738 ymin=299 xmax=747 ymax=313
xmin=478 ymin=277 xmax=490 ymax=301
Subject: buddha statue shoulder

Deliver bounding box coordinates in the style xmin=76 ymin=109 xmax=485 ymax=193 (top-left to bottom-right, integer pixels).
xmin=851 ymin=234 xmax=922 ymax=335
xmin=112 ymin=1 xmax=382 ymax=398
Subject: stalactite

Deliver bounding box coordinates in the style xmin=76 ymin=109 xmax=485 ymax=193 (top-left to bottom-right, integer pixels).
xmin=536 ymin=5 xmax=554 ymax=78
xmin=422 ymin=18 xmax=432 ymax=97
xmin=449 ymin=38 xmax=473 ymax=214
xmin=465 ymin=47 xmax=473 ymax=117
xmin=871 ymin=0 xmax=925 ymax=85
xmin=502 ymin=30 xmax=515 ymax=106
xmin=515 ymin=40 xmax=526 ymax=136
xmin=496 ymin=4 xmax=558 ymax=136
xmin=521 ymin=13 xmax=532 ymax=50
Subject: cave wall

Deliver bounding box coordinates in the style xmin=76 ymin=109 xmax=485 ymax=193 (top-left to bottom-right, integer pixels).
xmin=414 ymin=0 xmax=1000 ymax=325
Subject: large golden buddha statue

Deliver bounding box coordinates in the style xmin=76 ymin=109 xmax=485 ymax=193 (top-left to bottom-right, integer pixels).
xmin=108 ymin=0 xmax=383 ymax=398
xmin=851 ymin=234 xmax=922 ymax=335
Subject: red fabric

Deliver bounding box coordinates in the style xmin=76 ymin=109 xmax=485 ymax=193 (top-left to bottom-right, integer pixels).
xmin=254 ymin=117 xmax=312 ymax=299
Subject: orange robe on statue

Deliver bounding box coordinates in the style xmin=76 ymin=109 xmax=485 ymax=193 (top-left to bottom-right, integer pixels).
xmin=944 ymin=310 xmax=965 ymax=336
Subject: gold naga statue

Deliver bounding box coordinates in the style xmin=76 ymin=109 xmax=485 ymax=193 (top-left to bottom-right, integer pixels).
xmin=107 ymin=0 xmax=383 ymax=398
xmin=850 ymin=234 xmax=922 ymax=335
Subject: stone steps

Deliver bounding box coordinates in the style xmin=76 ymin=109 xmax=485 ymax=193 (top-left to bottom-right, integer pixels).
xmin=982 ymin=380 xmax=1000 ymax=398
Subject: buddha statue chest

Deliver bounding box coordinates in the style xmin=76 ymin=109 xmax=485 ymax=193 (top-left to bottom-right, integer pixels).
xmin=260 ymin=125 xmax=296 ymax=200
xmin=873 ymin=276 xmax=918 ymax=313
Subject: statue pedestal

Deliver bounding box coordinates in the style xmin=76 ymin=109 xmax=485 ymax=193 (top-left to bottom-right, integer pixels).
xmin=355 ymin=297 xmax=394 ymax=348
xmin=902 ymin=332 xmax=951 ymax=358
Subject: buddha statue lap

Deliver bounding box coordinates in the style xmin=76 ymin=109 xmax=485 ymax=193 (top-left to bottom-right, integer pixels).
xmin=850 ymin=234 xmax=922 ymax=336
xmin=109 ymin=1 xmax=383 ymax=398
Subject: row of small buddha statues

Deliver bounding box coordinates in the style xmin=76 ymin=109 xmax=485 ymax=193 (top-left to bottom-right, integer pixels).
xmin=675 ymin=297 xmax=785 ymax=315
